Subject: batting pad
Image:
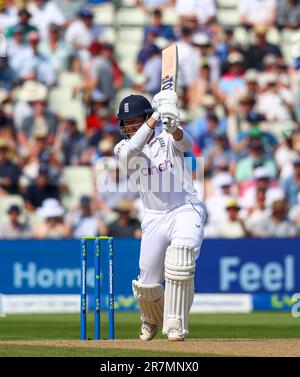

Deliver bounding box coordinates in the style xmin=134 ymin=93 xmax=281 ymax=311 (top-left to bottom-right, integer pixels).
xmin=132 ymin=281 xmax=164 ymax=325
xmin=163 ymin=245 xmax=195 ymax=337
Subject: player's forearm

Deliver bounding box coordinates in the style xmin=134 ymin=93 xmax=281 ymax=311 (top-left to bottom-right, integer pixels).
xmin=172 ymin=127 xmax=193 ymax=152
xmin=121 ymin=120 xmax=157 ymax=159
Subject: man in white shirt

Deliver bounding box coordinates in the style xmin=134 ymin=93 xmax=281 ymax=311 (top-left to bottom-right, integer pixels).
xmin=114 ymin=91 xmax=206 ymax=341
xmin=28 ymin=0 xmax=65 ymax=40
xmin=238 ymin=0 xmax=276 ymax=27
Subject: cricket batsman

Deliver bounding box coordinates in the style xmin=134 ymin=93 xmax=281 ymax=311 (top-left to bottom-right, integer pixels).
xmin=114 ymin=90 xmax=206 ymax=341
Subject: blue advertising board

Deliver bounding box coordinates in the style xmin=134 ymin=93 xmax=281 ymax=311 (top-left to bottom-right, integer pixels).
xmin=0 ymin=238 xmax=299 ymax=311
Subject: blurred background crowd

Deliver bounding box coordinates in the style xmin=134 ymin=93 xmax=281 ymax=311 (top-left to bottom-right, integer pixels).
xmin=0 ymin=0 xmax=300 ymax=239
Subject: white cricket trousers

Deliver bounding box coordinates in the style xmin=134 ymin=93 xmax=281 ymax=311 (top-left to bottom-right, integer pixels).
xmin=138 ymin=202 xmax=206 ymax=285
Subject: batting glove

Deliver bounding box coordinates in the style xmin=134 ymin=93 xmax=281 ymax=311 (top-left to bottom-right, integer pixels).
xmin=152 ymin=90 xmax=178 ymax=111
xmin=158 ymin=103 xmax=180 ymax=134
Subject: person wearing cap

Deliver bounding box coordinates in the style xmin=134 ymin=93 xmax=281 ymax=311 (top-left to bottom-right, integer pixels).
xmin=0 ymin=138 xmax=20 ymax=195
xmin=238 ymin=0 xmax=276 ymax=29
xmin=34 ymin=198 xmax=70 ymax=239
xmin=245 ymin=24 xmax=282 ymax=70
xmin=191 ymin=32 xmax=220 ymax=85
xmin=66 ymin=195 xmax=107 ymax=239
xmin=242 ymin=166 xmax=282 ymax=209
xmin=86 ymin=90 xmax=117 ymax=141
xmin=115 ymin=84 xmax=206 ymax=341
xmin=218 ymin=52 xmax=246 ymax=102
xmin=108 ymin=197 xmax=141 ymax=239
xmin=218 ymin=198 xmax=249 ymax=238
xmin=27 ymin=0 xmax=65 ymax=41
xmin=281 ymin=157 xmax=300 ymax=207
xmin=23 ymin=164 xmax=60 ymax=210
xmin=206 ymin=172 xmax=235 ymax=232
xmin=235 ymin=134 xmax=277 ymax=184
xmin=5 ymin=7 xmax=37 ymax=39
xmin=257 ymin=72 xmax=293 ymax=122
xmin=0 ymin=204 xmax=32 ymax=239
xmin=65 ymin=7 xmax=100 ymax=50
xmin=251 ymin=199 xmax=297 ymax=237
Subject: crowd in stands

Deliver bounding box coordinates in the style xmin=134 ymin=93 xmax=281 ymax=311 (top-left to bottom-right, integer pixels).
xmin=0 ymin=0 xmax=300 ymax=239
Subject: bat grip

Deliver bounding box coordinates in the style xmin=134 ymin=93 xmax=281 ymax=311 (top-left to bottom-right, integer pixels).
xmin=162 ymin=117 xmax=170 ymax=126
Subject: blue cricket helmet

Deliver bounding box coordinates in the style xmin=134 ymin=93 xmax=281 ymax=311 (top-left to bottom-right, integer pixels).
xmin=118 ymin=95 xmax=153 ymax=135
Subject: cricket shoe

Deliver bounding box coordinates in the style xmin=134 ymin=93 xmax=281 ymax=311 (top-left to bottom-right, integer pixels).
xmin=140 ymin=322 xmax=159 ymax=341
xmin=167 ymin=329 xmax=185 ymax=341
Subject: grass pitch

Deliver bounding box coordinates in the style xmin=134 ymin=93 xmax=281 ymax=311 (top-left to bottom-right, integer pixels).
xmin=0 ymin=312 xmax=299 ymax=356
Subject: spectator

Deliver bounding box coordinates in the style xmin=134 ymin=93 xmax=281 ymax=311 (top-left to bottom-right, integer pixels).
xmin=143 ymin=8 xmax=176 ymax=43
xmin=238 ymin=0 xmax=276 ymax=28
xmin=245 ymin=188 xmax=270 ymax=233
xmin=206 ymin=173 xmax=235 ymax=230
xmin=108 ymin=198 xmax=141 ymax=238
xmin=175 ymin=0 xmax=216 ymax=27
xmin=218 ymin=198 xmax=248 ymax=238
xmin=54 ymin=118 xmax=87 ymax=166
xmin=242 ymin=166 xmax=281 ymax=208
xmin=218 ymin=52 xmax=246 ymax=102
xmin=276 ymin=0 xmax=300 ymax=29
xmin=281 ymin=157 xmax=300 ymax=207
xmin=24 ymin=164 xmax=60 ymax=210
xmin=143 ymin=43 xmax=162 ymax=96
xmin=192 ymin=32 xmax=220 ymax=86
xmin=18 ymin=96 xmax=57 ymax=152
xmin=235 ymin=137 xmax=277 ymax=184
xmin=0 ymin=56 xmax=16 ymax=90
xmin=289 ymin=192 xmax=300 ymax=230
xmin=0 ymin=204 xmax=32 ymax=239
xmin=0 ymin=0 xmax=17 ymax=33
xmin=65 ymin=7 xmax=101 ymax=50
xmin=34 ymin=198 xmax=70 ymax=238
xmin=6 ymin=25 xmax=31 ymax=77
xmin=0 ymin=138 xmax=20 ymax=195
xmin=53 ymin=0 xmax=86 ymax=23
xmin=27 ymin=0 xmax=65 ymax=40
xmin=5 ymin=7 xmax=37 ymax=40
xmin=275 ymin=128 xmax=299 ymax=179
xmin=257 ymin=73 xmax=293 ymax=122
xmin=18 ymin=31 xmax=57 ymax=85
xmin=88 ymin=42 xmax=115 ymax=102
xmin=251 ymin=199 xmax=298 ymax=237
xmin=86 ymin=90 xmax=116 ymax=138
xmin=39 ymin=23 xmax=71 ymax=73
xmin=245 ymin=24 xmax=282 ymax=70
xmin=176 ymin=27 xmax=199 ymax=97
xmin=67 ymin=195 xmax=107 ymax=238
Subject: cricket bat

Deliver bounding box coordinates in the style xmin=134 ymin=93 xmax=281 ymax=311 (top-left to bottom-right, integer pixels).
xmin=161 ymin=44 xmax=178 ymax=126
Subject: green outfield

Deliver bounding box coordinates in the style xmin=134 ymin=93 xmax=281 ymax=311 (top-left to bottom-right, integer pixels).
xmin=0 ymin=312 xmax=299 ymax=357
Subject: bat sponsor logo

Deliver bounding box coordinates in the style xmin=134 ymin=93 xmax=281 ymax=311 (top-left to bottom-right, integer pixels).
xmin=161 ymin=76 xmax=174 ymax=90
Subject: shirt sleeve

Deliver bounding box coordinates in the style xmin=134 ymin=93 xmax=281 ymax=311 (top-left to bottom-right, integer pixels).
xmin=114 ymin=122 xmax=154 ymax=161
xmin=171 ymin=127 xmax=193 ymax=152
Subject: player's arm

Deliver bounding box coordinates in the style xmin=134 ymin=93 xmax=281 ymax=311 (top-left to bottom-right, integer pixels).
xmin=114 ymin=113 xmax=159 ymax=160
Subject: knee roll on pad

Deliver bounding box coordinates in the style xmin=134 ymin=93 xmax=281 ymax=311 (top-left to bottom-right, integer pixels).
xmin=163 ymin=245 xmax=195 ymax=337
xmin=132 ymin=280 xmax=164 ymax=325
